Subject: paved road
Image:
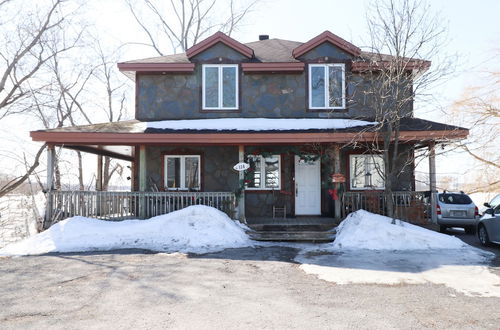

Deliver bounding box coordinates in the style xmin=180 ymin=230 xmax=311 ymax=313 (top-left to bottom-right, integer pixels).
xmin=1 ymin=244 xmax=499 ymax=329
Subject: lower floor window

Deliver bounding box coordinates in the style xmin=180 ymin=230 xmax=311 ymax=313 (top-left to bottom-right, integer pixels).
xmin=246 ymin=154 xmax=280 ymax=189
xmin=350 ymin=154 xmax=385 ymax=190
xmin=164 ymin=155 xmax=200 ymax=190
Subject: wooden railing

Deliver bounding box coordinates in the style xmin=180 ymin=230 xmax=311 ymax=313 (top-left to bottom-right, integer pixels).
xmin=46 ymin=191 xmax=236 ymax=223
xmin=341 ymin=191 xmax=430 ymax=224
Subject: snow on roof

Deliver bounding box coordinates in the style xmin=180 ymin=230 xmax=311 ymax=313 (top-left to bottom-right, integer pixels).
xmin=145 ymin=118 xmax=377 ymax=131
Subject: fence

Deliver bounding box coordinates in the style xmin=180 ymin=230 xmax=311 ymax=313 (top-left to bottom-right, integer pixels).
xmin=341 ymin=191 xmax=430 ymax=224
xmin=46 ymin=191 xmax=236 ymax=223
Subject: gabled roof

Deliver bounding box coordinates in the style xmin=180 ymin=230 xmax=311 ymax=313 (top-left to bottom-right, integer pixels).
xmin=292 ymin=31 xmax=362 ymax=58
xmin=118 ymin=31 xmax=429 ymax=77
xmin=185 ymin=31 xmax=254 ymax=58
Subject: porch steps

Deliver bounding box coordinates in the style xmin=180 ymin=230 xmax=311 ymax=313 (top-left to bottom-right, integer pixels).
xmin=247 ymin=228 xmax=336 ymax=243
xmin=247 ymin=230 xmax=336 ymax=242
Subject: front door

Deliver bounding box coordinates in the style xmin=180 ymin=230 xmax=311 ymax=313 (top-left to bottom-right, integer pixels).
xmin=294 ymin=155 xmax=321 ymax=215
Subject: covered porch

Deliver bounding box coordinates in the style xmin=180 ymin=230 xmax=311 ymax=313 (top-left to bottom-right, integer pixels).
xmin=31 ymin=117 xmax=468 ymax=227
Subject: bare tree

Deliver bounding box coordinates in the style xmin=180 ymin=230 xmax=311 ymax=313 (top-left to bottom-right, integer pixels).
xmin=449 ymin=65 xmax=500 ymax=192
xmin=0 ymin=0 xmax=79 ymax=197
xmin=352 ymin=0 xmax=454 ymax=217
xmin=125 ymin=0 xmax=258 ymax=55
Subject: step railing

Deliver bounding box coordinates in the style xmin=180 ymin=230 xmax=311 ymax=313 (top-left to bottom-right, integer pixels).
xmin=341 ymin=191 xmax=430 ymax=224
xmin=46 ymin=190 xmax=236 ymax=223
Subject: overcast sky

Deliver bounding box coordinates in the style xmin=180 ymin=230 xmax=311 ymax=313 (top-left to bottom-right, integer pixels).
xmin=1 ymin=0 xmax=499 ymax=188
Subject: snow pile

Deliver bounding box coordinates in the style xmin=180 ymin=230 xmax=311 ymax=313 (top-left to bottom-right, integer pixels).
xmin=0 ymin=205 xmax=252 ymax=256
xmin=146 ymin=118 xmax=377 ymax=131
xmin=297 ymin=210 xmax=499 ymax=297
xmin=332 ymin=210 xmax=468 ymax=250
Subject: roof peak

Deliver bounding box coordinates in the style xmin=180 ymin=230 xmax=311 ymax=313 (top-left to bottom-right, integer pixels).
xmin=292 ymin=30 xmax=361 ymax=58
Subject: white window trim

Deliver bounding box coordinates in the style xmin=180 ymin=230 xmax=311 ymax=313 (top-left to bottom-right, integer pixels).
xmin=164 ymin=155 xmax=201 ymax=190
xmin=308 ymin=63 xmax=346 ymax=110
xmin=202 ymin=64 xmax=239 ymax=110
xmin=349 ymin=154 xmax=385 ymax=191
xmin=245 ymin=155 xmax=281 ymax=190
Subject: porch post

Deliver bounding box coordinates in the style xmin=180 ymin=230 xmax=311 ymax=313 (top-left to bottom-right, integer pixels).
xmin=45 ymin=145 xmax=55 ymax=223
xmin=333 ymin=144 xmax=342 ymax=220
xmin=428 ymin=142 xmax=437 ymax=223
xmin=238 ymin=145 xmax=246 ymax=222
xmin=139 ymin=145 xmax=147 ymax=219
xmin=96 ymin=155 xmax=103 ymax=191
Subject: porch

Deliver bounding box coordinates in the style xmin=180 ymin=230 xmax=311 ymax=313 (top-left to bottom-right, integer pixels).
xmin=31 ymin=117 xmax=468 ymax=228
xmin=45 ymin=189 xmax=431 ymax=225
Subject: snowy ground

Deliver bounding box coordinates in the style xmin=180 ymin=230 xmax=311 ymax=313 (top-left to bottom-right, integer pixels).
xmin=0 ymin=205 xmax=251 ymax=255
xmin=0 ymin=193 xmax=42 ymax=248
xmin=1 ymin=206 xmax=499 ymax=298
xmin=296 ymin=211 xmax=499 ymax=297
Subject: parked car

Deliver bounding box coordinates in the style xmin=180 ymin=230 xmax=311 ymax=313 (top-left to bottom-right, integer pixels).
xmin=477 ymin=194 xmax=500 ymax=246
xmin=436 ymin=192 xmax=479 ymax=234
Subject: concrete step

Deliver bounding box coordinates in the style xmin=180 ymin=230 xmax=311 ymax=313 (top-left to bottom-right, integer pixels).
xmin=247 ymin=224 xmax=336 ymax=232
xmin=247 ymin=230 xmax=336 ymax=242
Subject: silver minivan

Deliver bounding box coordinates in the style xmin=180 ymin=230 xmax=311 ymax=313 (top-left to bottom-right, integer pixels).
xmin=437 ymin=192 xmax=479 ymax=234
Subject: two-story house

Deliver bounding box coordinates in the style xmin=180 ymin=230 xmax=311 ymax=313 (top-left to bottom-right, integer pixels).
xmin=31 ymin=31 xmax=468 ymax=225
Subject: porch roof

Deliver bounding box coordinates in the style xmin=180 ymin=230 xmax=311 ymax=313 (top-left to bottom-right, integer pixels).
xmin=30 ymin=117 xmax=468 ymax=159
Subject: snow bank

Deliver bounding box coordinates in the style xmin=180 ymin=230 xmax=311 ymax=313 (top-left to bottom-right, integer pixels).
xmin=332 ymin=210 xmax=468 ymax=250
xmin=146 ymin=118 xmax=377 ymax=131
xmin=0 ymin=205 xmax=252 ymax=256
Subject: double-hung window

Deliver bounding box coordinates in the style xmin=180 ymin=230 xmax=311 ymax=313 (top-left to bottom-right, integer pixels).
xmin=309 ymin=63 xmax=345 ymax=109
xmin=349 ymin=154 xmax=385 ymax=190
xmin=202 ymin=64 xmax=238 ymax=110
xmin=245 ymin=155 xmax=280 ymax=190
xmin=164 ymin=155 xmax=201 ymax=190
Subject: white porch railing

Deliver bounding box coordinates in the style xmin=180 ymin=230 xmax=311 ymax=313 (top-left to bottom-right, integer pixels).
xmin=341 ymin=191 xmax=430 ymax=224
xmin=46 ymin=191 xmax=236 ymax=224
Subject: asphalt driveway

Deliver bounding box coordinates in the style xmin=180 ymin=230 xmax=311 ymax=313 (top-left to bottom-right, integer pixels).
xmin=1 ymin=243 xmax=499 ymax=329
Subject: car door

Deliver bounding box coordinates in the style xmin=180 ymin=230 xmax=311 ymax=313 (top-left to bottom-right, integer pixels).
xmin=489 ymin=205 xmax=500 ymax=242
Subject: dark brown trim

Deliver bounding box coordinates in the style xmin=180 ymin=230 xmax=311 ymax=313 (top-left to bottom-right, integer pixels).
xmin=161 ymin=149 xmax=204 ymax=191
xmin=351 ymin=60 xmax=431 ymax=72
xmin=32 ymin=129 xmax=469 ymax=145
xmin=117 ymin=63 xmax=195 ymax=73
xmin=63 ymin=145 xmax=133 ymax=161
xmin=186 ymin=31 xmax=254 ymax=58
xmin=241 ymin=62 xmax=304 ymax=73
xmin=293 ymin=31 xmax=362 ymax=58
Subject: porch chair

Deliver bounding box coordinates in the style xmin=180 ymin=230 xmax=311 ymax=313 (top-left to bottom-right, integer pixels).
xmin=272 ymin=189 xmax=287 ymax=219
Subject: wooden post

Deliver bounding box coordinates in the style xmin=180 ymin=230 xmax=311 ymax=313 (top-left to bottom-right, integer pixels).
xmin=238 ymin=145 xmax=246 ymax=222
xmin=96 ymin=155 xmax=103 ymax=191
xmin=45 ymin=145 xmax=55 ymax=223
xmin=333 ymin=144 xmax=342 ymax=220
xmin=429 ymin=142 xmax=437 ymax=223
xmin=139 ymin=145 xmax=147 ymax=219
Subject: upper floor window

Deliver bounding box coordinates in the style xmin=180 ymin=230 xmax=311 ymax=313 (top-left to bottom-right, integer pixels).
xmin=202 ymin=64 xmax=238 ymax=110
xmin=164 ymin=155 xmax=201 ymax=190
xmin=309 ymin=63 xmax=345 ymax=109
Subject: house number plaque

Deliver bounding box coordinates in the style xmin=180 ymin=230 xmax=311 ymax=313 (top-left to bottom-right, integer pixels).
xmin=233 ymin=162 xmax=250 ymax=171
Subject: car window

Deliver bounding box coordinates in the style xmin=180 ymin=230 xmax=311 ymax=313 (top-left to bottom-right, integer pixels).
xmin=438 ymin=193 xmax=473 ymax=205
xmin=490 ymin=195 xmax=500 ymax=208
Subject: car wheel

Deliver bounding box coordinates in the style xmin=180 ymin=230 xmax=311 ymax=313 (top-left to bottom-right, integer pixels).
xmin=465 ymin=226 xmax=476 ymax=235
xmin=439 ymin=225 xmax=447 ymax=233
xmin=478 ymin=225 xmax=490 ymax=246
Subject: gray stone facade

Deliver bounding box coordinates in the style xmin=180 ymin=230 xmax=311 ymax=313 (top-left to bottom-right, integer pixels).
xmin=136 ymin=41 xmax=412 ymax=121
xmin=141 ymin=145 xmax=415 ymax=217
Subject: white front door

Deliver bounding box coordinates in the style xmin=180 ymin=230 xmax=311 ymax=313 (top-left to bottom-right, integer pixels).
xmin=294 ymin=156 xmax=321 ymax=215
